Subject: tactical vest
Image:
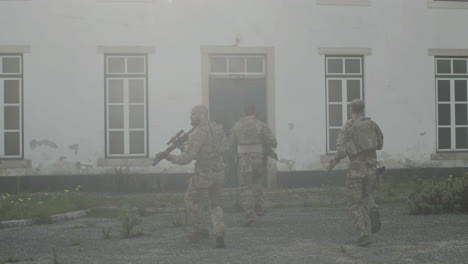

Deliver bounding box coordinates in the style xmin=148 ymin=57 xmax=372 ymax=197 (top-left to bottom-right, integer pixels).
xmin=237 ymin=119 xmax=260 ymax=145
xmin=350 ymin=118 xmax=382 ymax=154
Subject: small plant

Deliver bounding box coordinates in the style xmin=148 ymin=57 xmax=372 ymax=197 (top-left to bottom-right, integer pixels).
xmin=50 ymin=246 xmax=60 ymax=264
xmin=6 ymin=254 xmax=20 ymax=263
xmin=171 ymin=212 xmax=186 ymax=227
xmin=70 ymin=239 xmax=80 ymax=246
xmin=101 ymin=226 xmax=112 ymax=239
xmin=118 ymin=203 xmax=141 ymax=238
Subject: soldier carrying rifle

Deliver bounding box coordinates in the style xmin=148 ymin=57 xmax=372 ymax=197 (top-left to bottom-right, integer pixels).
xmin=156 ymin=105 xmax=227 ymax=248
xmin=327 ymin=99 xmax=384 ymax=247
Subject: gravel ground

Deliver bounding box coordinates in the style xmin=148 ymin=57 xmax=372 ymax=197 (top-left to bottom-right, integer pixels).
xmin=1 ymin=203 xmax=467 ymax=264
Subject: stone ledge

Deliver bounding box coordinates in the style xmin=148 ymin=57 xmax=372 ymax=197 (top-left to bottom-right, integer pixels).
xmin=97 ymin=158 xmax=154 ymax=167
xmin=316 ymin=0 xmax=370 ymax=6
xmin=0 ymin=209 xmax=90 ymax=228
xmin=96 ymin=45 xmax=155 ymax=54
xmin=430 ymin=153 xmax=468 ymax=160
xmin=0 ymin=45 xmax=30 ymax=53
xmin=428 ymin=48 xmax=468 ymax=56
xmin=0 ymin=160 xmax=31 ymax=169
xmin=427 ymin=0 xmax=468 ymax=9
xmin=49 ymin=209 xmax=90 ymax=222
xmin=96 ymin=0 xmax=152 ymax=2
xmin=318 ymin=47 xmax=372 ymax=55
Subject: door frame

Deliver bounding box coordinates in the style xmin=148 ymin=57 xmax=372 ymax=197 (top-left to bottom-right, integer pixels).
xmin=200 ymin=46 xmax=276 ymax=133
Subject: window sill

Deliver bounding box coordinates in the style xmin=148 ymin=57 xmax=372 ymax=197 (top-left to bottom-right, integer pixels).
xmin=316 ymin=0 xmax=370 ymax=6
xmin=97 ymin=158 xmax=153 ymax=167
xmin=0 ymin=160 xmax=31 ymax=169
xmin=430 ymin=153 xmax=468 ymax=160
xmin=318 ymin=47 xmax=372 ymax=56
xmin=96 ymin=0 xmax=153 ymax=2
xmin=97 ymin=45 xmax=155 ymax=54
xmin=428 ymin=49 xmax=468 ymax=56
xmin=427 ymin=1 xmax=468 ymax=9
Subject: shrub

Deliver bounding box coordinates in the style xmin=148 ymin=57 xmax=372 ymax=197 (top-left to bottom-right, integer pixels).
xmin=408 ymin=175 xmax=468 ymax=214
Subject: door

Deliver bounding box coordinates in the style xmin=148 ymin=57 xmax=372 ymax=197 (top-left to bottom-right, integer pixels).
xmin=208 ymin=55 xmax=267 ymax=187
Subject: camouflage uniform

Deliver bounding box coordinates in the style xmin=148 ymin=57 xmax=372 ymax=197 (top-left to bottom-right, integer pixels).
xmin=171 ymin=120 xmax=226 ymax=236
xmin=229 ymin=116 xmax=277 ymax=223
xmin=335 ymin=116 xmax=383 ymax=238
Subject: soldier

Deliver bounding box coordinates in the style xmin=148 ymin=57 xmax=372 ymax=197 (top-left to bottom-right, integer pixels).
xmin=229 ymin=104 xmax=277 ymax=227
xmin=165 ymin=105 xmax=227 ymax=248
xmin=329 ymin=99 xmax=384 ymax=247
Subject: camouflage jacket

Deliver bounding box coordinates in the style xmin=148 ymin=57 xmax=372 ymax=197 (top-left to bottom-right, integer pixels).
xmin=171 ymin=120 xmax=226 ymax=187
xmin=335 ymin=116 xmax=383 ymax=166
xmin=229 ymin=116 xmax=277 ymax=149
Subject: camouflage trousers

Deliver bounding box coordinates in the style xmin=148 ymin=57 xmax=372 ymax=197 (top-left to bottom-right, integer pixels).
xmin=238 ymin=153 xmax=265 ymax=221
xmin=346 ymin=163 xmax=378 ymax=237
xmin=184 ymin=177 xmax=225 ymax=236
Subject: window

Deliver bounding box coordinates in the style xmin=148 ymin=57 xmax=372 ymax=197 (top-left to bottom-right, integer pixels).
xmin=0 ymin=54 xmax=23 ymax=159
xmin=209 ymin=55 xmax=265 ymax=76
xmin=325 ymin=56 xmax=364 ymax=153
xmin=436 ymin=57 xmax=468 ymax=151
xmin=105 ymin=54 xmax=148 ymax=157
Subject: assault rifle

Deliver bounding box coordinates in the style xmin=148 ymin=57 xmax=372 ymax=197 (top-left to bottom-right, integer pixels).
xmin=264 ymin=145 xmax=278 ymax=161
xmin=325 ymin=160 xmax=336 ymax=177
xmin=152 ymin=126 xmax=197 ymax=166
xmin=262 ymin=145 xmax=278 ymax=167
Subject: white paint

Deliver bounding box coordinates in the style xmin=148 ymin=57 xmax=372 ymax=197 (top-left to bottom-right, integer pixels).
xmin=0 ymin=0 xmax=467 ymax=176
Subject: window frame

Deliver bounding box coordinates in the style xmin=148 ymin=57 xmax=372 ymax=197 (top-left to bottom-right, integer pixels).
xmin=435 ymin=56 xmax=468 ymax=152
xmin=325 ymin=55 xmax=365 ymax=154
xmin=104 ymin=53 xmax=149 ymax=158
xmin=208 ymin=55 xmax=266 ymax=77
xmin=0 ymin=54 xmax=23 ymax=160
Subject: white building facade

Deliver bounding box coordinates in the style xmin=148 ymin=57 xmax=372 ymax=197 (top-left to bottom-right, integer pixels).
xmin=0 ymin=0 xmax=468 ymax=180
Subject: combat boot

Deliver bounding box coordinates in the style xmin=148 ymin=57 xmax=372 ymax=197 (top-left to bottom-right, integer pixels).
xmin=357 ymin=235 xmax=371 ymax=247
xmin=369 ymin=207 xmax=381 ymax=233
xmin=243 ymin=212 xmax=255 ymax=227
xmin=215 ymin=236 xmax=226 ymax=248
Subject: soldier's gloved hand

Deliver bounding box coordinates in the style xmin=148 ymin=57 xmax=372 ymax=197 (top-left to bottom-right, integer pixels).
xmin=329 ymin=158 xmax=339 ymax=168
xmin=164 ymin=154 xmax=176 ymax=162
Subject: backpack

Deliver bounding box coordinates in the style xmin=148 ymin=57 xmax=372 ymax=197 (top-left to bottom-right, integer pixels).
xmin=351 ymin=118 xmax=383 ymax=153
xmin=237 ymin=119 xmax=260 ymax=145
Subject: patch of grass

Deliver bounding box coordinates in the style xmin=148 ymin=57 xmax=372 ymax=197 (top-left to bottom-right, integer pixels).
xmin=6 ymin=254 xmax=20 ymax=263
xmin=70 ymin=239 xmax=80 ymax=246
xmin=0 ymin=188 xmax=96 ymax=222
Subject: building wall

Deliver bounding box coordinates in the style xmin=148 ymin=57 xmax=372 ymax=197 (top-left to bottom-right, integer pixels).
xmin=0 ymin=0 xmax=467 ymax=177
